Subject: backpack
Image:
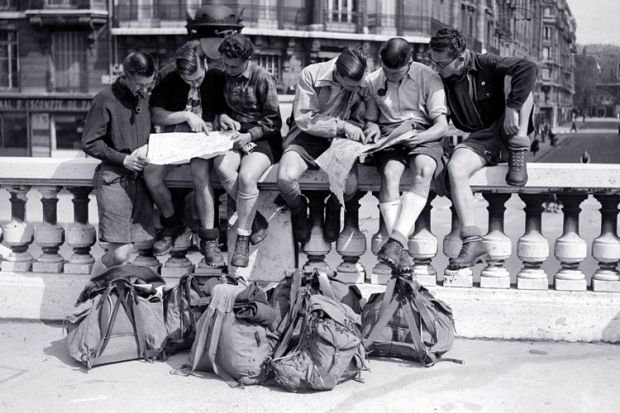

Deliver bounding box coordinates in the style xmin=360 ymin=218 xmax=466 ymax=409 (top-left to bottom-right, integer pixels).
xmin=162 ymin=273 xmax=238 ymax=357
xmin=268 ymin=294 xmax=367 ymax=392
xmin=362 ymin=273 xmax=461 ymax=367
xmin=66 ymin=265 xmax=168 ymax=369
xmin=267 ymin=269 xmax=368 ymax=392
xmin=187 ymin=283 xmax=278 ymax=386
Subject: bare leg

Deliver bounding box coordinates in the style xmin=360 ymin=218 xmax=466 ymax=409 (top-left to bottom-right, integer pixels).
xmin=143 ymin=164 xmax=175 ymax=217
xmin=190 ymin=158 xmax=215 ymax=230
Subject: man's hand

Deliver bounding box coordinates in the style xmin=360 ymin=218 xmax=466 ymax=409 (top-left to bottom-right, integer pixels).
xmin=233 ymin=133 xmax=252 ymax=150
xmin=184 ymin=112 xmax=209 ymax=133
xmin=503 ymin=107 xmax=520 ymax=136
xmin=363 ymin=122 xmax=381 ymax=144
xmin=401 ymin=131 xmax=422 ymax=149
xmin=124 ymin=145 xmax=148 ymax=172
xmin=219 ymin=114 xmax=241 ymax=131
xmin=342 ymin=122 xmax=365 ymax=143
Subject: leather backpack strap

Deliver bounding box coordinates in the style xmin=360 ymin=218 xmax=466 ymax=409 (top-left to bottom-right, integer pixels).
xmin=401 ymin=277 xmax=438 ymax=342
xmin=364 ymin=277 xmax=399 ymax=348
xmin=92 ymin=285 xmax=120 ymax=367
xmin=315 ymin=269 xmax=336 ymax=301
xmin=401 ymin=300 xmax=436 ymax=367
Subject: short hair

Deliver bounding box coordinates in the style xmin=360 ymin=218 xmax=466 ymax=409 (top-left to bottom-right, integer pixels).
xmin=380 ymin=38 xmax=412 ymax=69
xmin=123 ymin=52 xmax=156 ymax=78
xmin=218 ymin=33 xmax=254 ymax=60
xmin=335 ymin=47 xmax=367 ymax=82
xmin=429 ymin=27 xmax=467 ymax=58
xmin=175 ymin=40 xmax=207 ymax=76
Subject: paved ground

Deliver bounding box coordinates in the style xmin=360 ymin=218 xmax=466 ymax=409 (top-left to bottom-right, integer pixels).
xmin=0 ymin=321 xmax=618 ymax=413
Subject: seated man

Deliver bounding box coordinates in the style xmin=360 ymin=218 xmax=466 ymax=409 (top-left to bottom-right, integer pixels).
xmin=81 ymin=52 xmax=156 ymax=270
xmin=277 ymin=48 xmax=371 ymax=244
xmin=365 ymin=38 xmax=449 ymax=269
xmin=429 ymin=28 xmax=536 ymax=269
xmin=143 ymin=41 xmax=230 ymax=267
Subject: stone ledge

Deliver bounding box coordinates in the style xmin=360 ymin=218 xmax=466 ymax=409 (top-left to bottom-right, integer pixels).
xmin=2 ymin=271 xmax=619 ymax=343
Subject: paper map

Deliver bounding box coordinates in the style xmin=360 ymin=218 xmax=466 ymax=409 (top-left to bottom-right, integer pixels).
xmin=146 ymin=131 xmax=235 ymax=165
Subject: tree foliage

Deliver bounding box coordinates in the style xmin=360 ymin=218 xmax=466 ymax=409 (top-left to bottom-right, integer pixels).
xmin=573 ymin=54 xmax=600 ymax=112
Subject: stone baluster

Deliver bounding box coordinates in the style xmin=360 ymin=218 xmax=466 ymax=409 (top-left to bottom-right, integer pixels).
xmin=554 ymin=194 xmax=588 ymax=291
xmin=33 ymin=186 xmax=65 ymax=273
xmin=517 ymin=194 xmax=550 ymax=290
xmin=592 ymin=195 xmax=620 ymax=292
xmin=408 ymin=193 xmax=437 ymax=286
xmin=480 ymin=193 xmax=512 ymax=289
xmin=336 ymin=192 xmax=366 ymax=284
xmin=302 ymin=191 xmax=331 ymax=272
xmin=1 ymin=186 xmax=34 ymax=272
xmin=64 ymin=187 xmax=96 ymax=274
xmin=370 ymin=192 xmax=392 ymax=284
xmin=133 ymin=240 xmax=161 ymax=273
xmin=443 ymin=205 xmax=473 ymax=287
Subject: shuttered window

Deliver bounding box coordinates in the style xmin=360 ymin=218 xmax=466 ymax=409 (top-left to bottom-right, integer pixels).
xmin=52 ymin=32 xmax=86 ymax=92
xmin=0 ymin=30 xmax=18 ymax=89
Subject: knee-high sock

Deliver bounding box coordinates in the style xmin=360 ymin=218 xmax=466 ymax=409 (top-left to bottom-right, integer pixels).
xmin=237 ymin=190 xmax=259 ymax=236
xmin=392 ymin=192 xmax=427 ymax=239
xmin=379 ymin=199 xmax=401 ymax=235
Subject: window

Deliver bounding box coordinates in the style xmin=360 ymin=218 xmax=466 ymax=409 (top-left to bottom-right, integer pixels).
xmin=46 ymin=0 xmax=78 ymax=8
xmin=541 ymin=68 xmax=550 ymax=80
xmin=255 ymin=54 xmax=281 ymax=82
xmin=544 ymin=27 xmax=551 ymax=40
xmin=327 ymin=0 xmax=357 ymax=23
xmin=543 ymin=47 xmax=550 ymax=60
xmin=544 ymin=7 xmax=552 ymax=17
xmin=52 ymin=32 xmax=86 ymax=92
xmin=0 ymin=113 xmax=28 ymax=156
xmin=0 ymin=0 xmax=17 ymax=10
xmin=53 ymin=112 xmax=86 ymax=150
xmin=0 ymin=30 xmax=18 ymax=89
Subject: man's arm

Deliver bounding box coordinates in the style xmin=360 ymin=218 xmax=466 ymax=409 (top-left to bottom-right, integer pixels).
xmin=81 ymin=99 xmax=126 ymax=166
xmin=485 ymin=54 xmax=537 ymax=111
xmin=247 ymin=72 xmax=283 ymax=141
xmin=294 ymin=69 xmax=345 ymax=138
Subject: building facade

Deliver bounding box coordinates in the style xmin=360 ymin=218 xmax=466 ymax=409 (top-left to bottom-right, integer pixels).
xmin=0 ymin=0 xmax=576 ymax=157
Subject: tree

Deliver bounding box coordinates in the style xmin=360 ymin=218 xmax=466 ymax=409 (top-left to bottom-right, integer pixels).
xmin=573 ymin=53 xmax=600 ymax=115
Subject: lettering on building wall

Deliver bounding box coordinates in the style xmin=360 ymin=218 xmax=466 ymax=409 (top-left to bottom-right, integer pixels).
xmin=0 ymin=98 xmax=91 ymax=112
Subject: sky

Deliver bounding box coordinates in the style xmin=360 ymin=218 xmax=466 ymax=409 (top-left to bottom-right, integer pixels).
xmin=566 ymin=0 xmax=620 ymax=45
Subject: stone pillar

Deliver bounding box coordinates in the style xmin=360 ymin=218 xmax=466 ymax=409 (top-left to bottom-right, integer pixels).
xmin=133 ymin=240 xmax=161 ymax=273
xmin=161 ymin=233 xmax=195 ymax=277
xmin=336 ymin=192 xmax=366 ymax=284
xmin=64 ymin=187 xmax=96 ymax=274
xmin=302 ymin=191 xmax=331 ymax=272
xmin=517 ymin=194 xmax=550 ymax=290
xmin=408 ymin=193 xmax=437 ymax=286
xmin=1 ymin=186 xmax=34 ymax=272
xmin=480 ymin=193 xmax=511 ymax=289
xmin=592 ymin=195 xmax=620 ymax=292
xmin=554 ymin=194 xmax=588 ymax=291
xmin=370 ymin=192 xmax=392 ymax=284
xmin=33 ymin=186 xmax=65 ymax=273
xmin=443 ymin=205 xmax=473 ymax=287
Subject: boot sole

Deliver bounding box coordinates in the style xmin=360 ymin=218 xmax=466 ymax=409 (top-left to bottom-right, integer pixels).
xmin=448 ymin=253 xmax=491 ymax=270
xmin=231 ymin=260 xmax=249 ymax=268
xmin=378 ymin=252 xmax=399 ymax=270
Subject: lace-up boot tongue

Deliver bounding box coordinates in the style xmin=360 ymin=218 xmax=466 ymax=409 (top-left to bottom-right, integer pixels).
xmin=506 ymin=148 xmax=528 ymax=187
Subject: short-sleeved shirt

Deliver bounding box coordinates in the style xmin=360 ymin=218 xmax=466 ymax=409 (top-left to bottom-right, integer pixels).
xmin=150 ymin=64 xmax=226 ymax=123
xmin=222 ymin=62 xmax=282 ymax=141
xmin=365 ymin=62 xmax=447 ymax=133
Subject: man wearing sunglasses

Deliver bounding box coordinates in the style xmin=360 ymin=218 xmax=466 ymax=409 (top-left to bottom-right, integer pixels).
xmin=429 ymin=28 xmax=536 ymax=269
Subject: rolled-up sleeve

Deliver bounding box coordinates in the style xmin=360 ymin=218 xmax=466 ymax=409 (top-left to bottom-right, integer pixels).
xmin=248 ymin=72 xmax=283 ymax=141
xmin=294 ymin=69 xmax=342 ymax=138
xmin=425 ymin=73 xmax=449 ymax=121
xmin=81 ymin=99 xmax=126 ymax=166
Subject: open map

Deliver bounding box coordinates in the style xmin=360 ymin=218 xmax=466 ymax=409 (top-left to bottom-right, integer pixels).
xmin=146 ymin=131 xmax=235 ymax=165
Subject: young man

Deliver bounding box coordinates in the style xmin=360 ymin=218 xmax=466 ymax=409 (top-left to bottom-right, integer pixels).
xmin=365 ymin=38 xmax=449 ymax=269
xmin=81 ymin=52 xmax=156 ymax=270
xmin=429 ymin=28 xmax=536 ymax=269
xmin=277 ymin=48 xmax=371 ymax=244
xmin=143 ymin=41 xmax=229 ymax=267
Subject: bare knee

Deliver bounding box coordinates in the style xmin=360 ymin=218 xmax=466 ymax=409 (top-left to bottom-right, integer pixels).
xmin=277 ymin=163 xmax=300 ymax=192
xmin=447 ymin=159 xmax=469 ymax=182
xmin=238 ymin=169 xmax=259 ymax=193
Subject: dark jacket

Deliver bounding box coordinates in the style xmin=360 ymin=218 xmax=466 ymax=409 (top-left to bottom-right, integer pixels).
xmin=444 ymin=52 xmax=537 ymax=133
xmin=81 ymin=80 xmax=151 ymax=166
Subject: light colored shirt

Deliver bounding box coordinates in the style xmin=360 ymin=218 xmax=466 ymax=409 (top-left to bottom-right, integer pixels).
xmin=365 ymin=62 xmax=447 ymax=131
xmin=284 ymin=58 xmax=366 ymax=147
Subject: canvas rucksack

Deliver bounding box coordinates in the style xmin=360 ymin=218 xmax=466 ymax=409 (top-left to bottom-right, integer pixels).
xmin=362 ymin=273 xmax=462 ymax=367
xmin=66 ymin=265 xmax=168 ymax=369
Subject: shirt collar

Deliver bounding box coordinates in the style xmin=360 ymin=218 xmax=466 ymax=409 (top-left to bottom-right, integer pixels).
xmin=316 ymin=58 xmax=338 ymax=87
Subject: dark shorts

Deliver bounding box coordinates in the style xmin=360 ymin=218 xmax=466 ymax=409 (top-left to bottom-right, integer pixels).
xmin=283 ymin=131 xmax=331 ymax=168
xmin=94 ymin=163 xmax=155 ymax=244
xmin=252 ymin=131 xmax=283 ymax=164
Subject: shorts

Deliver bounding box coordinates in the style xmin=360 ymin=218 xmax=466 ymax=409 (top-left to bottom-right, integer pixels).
xmin=94 ymin=163 xmax=155 ymax=244
xmin=251 ymin=131 xmax=283 ymax=164
xmin=283 ymin=131 xmax=331 ymax=168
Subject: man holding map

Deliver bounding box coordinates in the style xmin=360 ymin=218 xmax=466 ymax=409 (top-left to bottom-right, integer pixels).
xmin=365 ymin=37 xmax=449 ymax=270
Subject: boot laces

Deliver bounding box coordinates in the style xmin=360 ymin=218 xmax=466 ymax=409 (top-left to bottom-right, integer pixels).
xmin=509 ymin=150 xmax=525 ymax=169
xmin=235 ymin=235 xmax=249 ymax=253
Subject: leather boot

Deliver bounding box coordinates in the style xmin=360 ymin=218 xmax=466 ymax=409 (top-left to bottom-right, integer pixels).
xmin=398 ymin=248 xmax=414 ymax=275
xmin=250 ymin=211 xmax=269 ymax=245
xmin=377 ymin=239 xmax=403 ymax=270
xmin=153 ymin=213 xmax=186 ymax=256
xmin=199 ymin=228 xmax=225 ymax=268
xmin=323 ymin=194 xmax=341 ymax=242
xmin=449 ymin=236 xmax=488 ymax=269
xmin=231 ymin=234 xmax=251 ymax=267
xmin=506 ymin=148 xmax=528 ymax=187
xmin=289 ymin=196 xmax=310 ymax=244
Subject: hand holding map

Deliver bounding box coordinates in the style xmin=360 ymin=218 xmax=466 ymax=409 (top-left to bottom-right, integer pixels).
xmin=146 ymin=130 xmax=235 ymax=165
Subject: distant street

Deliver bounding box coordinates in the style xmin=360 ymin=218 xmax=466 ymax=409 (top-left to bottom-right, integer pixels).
xmin=538 ymin=132 xmax=620 ymax=163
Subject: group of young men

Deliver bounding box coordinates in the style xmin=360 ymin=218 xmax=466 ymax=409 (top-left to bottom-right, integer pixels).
xmin=82 ymin=28 xmax=537 ymax=276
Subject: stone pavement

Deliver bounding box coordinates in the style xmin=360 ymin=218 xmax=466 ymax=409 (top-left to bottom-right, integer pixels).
xmin=0 ymin=321 xmax=618 ymax=413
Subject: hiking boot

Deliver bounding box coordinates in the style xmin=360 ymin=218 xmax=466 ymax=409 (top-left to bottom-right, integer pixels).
xmin=250 ymin=211 xmax=269 ymax=245
xmin=506 ymin=148 xmax=528 ymax=187
xmin=231 ymin=234 xmax=251 ymax=267
xmin=153 ymin=215 xmax=186 ymax=256
xmin=199 ymin=228 xmax=225 ymax=268
xmin=449 ymin=236 xmax=488 ymax=270
xmin=323 ymin=194 xmax=341 ymax=242
xmin=289 ymin=197 xmax=310 ymax=244
xmin=399 ymin=248 xmax=414 ymax=275
xmin=377 ymin=239 xmax=403 ymax=270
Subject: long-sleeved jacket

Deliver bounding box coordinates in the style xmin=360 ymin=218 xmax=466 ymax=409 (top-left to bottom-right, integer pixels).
xmin=81 ymin=80 xmax=151 ymax=166
xmin=444 ymin=52 xmax=537 ymax=133
xmin=284 ymin=58 xmax=366 ymax=147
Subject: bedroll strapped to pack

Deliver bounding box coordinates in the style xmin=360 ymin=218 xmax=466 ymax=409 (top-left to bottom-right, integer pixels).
xmin=66 ymin=265 xmax=168 ymax=369
xmin=362 ymin=272 xmax=462 ymax=367
xmin=267 ymin=269 xmax=368 ymax=392
xmin=163 ymin=273 xmax=238 ymax=357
